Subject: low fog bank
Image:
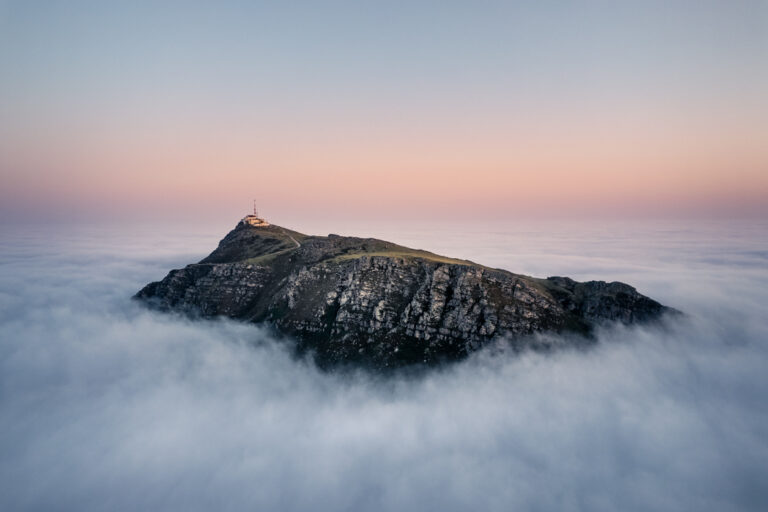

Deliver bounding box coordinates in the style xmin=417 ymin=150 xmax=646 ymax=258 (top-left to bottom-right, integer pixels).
xmin=1 ymin=222 xmax=767 ymax=511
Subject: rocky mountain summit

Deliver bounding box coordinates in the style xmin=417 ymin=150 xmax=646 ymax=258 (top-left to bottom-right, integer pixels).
xmin=135 ymin=220 xmax=674 ymax=369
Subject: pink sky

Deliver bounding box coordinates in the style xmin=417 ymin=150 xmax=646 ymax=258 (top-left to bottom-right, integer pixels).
xmin=1 ymin=2 xmax=766 ymax=223
xmin=3 ymin=98 xmax=765 ymax=223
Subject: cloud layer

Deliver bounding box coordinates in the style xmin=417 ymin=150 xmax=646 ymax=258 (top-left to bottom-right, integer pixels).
xmin=1 ymin=221 xmax=767 ymax=511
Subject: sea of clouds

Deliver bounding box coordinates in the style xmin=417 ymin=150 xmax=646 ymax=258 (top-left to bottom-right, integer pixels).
xmin=1 ymin=220 xmax=767 ymax=511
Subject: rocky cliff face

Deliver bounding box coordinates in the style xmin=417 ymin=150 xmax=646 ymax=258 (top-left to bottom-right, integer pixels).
xmin=135 ymin=222 xmax=673 ymax=369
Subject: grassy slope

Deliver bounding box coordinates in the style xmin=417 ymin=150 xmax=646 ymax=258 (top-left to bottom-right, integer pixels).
xmin=229 ymin=224 xmax=541 ymax=286
xmin=332 ymin=249 xmax=484 ymax=268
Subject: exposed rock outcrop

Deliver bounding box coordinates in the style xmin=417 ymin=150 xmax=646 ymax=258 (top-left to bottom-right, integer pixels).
xmin=135 ymin=222 xmax=674 ymax=368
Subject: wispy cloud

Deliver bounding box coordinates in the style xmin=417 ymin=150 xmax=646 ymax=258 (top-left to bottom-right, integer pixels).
xmin=1 ymin=222 xmax=767 ymax=511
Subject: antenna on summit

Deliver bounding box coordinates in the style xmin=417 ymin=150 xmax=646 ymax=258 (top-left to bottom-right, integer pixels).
xmin=241 ymin=200 xmax=269 ymax=227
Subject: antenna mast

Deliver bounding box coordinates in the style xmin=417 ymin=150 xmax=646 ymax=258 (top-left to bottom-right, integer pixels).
xmin=253 ymin=199 xmax=258 ymax=217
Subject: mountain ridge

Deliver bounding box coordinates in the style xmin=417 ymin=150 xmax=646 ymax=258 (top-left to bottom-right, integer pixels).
xmin=135 ymin=221 xmax=675 ymax=369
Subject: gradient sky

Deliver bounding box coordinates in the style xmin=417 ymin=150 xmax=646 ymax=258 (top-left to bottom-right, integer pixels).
xmin=1 ymin=0 xmax=767 ymax=223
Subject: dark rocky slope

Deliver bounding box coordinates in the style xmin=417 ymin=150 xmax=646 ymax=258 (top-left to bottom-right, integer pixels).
xmin=135 ymin=221 xmax=674 ymax=368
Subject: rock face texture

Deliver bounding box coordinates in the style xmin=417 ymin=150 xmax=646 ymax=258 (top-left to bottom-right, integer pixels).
xmin=135 ymin=222 xmax=673 ymax=368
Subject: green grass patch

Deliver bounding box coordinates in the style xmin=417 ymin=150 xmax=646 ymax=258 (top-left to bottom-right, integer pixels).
xmin=242 ymin=248 xmax=295 ymax=266
xmin=331 ymin=250 xmax=483 ymax=267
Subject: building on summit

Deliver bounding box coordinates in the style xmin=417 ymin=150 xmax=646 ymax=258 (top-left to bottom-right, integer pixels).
xmin=241 ymin=200 xmax=269 ymax=227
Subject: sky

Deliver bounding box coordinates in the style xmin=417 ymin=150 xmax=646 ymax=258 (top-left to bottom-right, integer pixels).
xmin=1 ymin=1 xmax=767 ymax=223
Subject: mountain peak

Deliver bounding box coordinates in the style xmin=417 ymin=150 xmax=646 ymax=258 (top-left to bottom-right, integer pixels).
xmin=136 ymin=220 xmax=675 ymax=369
